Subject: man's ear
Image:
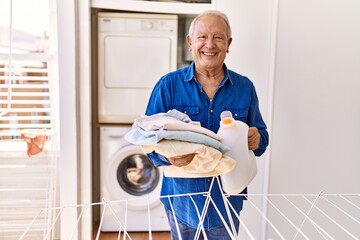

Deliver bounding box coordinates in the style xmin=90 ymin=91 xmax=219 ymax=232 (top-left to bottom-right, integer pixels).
xmin=227 ymin=37 xmax=233 ymax=53
xmin=186 ymin=35 xmax=192 ymax=51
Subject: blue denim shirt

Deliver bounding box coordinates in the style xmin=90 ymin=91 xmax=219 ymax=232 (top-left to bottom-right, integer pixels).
xmin=145 ymin=62 xmax=269 ymax=228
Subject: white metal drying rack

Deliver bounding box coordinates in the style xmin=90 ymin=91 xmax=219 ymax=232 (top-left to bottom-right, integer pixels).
xmin=20 ymin=177 xmax=360 ymax=240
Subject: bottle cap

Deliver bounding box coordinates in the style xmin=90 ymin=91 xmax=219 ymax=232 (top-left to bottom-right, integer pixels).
xmin=220 ymin=111 xmax=233 ymax=124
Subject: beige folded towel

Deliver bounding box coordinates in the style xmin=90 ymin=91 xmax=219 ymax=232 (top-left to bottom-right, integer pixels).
xmin=143 ymin=140 xmax=235 ymax=178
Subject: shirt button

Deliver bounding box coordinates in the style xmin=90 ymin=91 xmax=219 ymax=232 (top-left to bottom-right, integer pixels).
xmin=207 ymin=178 xmax=211 ymax=182
xmin=210 ymin=109 xmax=213 ymax=113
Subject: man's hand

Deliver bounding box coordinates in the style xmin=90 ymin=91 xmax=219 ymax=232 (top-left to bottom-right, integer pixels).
xmin=248 ymin=127 xmax=260 ymax=150
xmin=167 ymin=153 xmax=196 ymax=167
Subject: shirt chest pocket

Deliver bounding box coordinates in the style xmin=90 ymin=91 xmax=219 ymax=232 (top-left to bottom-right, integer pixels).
xmin=173 ymin=106 xmax=199 ymax=118
xmin=226 ymin=109 xmax=248 ymax=122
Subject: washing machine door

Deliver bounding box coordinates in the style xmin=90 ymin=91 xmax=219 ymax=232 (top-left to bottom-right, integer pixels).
xmin=107 ymin=144 xmax=162 ymax=210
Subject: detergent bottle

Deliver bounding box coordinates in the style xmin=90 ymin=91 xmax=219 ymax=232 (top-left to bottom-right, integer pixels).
xmin=217 ymin=111 xmax=257 ymax=194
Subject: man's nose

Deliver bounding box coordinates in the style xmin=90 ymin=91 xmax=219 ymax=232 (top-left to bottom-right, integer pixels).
xmin=205 ymin=37 xmax=215 ymax=48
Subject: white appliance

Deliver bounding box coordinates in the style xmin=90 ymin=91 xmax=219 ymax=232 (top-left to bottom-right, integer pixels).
xmin=100 ymin=126 xmax=169 ymax=232
xmin=98 ymin=12 xmax=178 ymax=124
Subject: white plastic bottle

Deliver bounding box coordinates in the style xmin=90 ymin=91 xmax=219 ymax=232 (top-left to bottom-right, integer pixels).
xmin=217 ymin=111 xmax=257 ymax=194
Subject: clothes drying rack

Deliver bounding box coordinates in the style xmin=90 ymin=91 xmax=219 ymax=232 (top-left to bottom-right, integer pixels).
xmin=19 ymin=177 xmax=360 ymax=240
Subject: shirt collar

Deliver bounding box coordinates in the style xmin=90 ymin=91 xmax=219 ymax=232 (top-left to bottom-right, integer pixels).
xmin=184 ymin=62 xmax=233 ymax=85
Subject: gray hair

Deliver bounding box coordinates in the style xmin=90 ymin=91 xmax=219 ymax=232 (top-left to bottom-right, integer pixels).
xmin=188 ymin=10 xmax=232 ymax=38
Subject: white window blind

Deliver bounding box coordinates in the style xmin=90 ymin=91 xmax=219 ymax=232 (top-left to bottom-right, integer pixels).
xmin=0 ymin=0 xmax=59 ymax=239
xmin=0 ymin=53 xmax=53 ymax=139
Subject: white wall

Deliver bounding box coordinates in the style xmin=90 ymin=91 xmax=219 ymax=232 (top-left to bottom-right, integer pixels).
xmin=57 ymin=0 xmax=93 ymax=238
xmin=268 ymin=0 xmax=360 ymax=238
xmin=57 ymin=0 xmax=82 ymax=238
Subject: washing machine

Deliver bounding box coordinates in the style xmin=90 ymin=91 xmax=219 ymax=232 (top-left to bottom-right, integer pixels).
xmin=100 ymin=126 xmax=169 ymax=232
xmin=98 ymin=12 xmax=178 ymax=124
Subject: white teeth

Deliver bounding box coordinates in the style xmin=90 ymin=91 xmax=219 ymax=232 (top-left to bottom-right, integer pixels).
xmin=203 ymin=52 xmax=216 ymax=56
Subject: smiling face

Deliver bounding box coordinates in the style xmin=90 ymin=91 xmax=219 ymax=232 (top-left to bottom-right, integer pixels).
xmin=187 ymin=13 xmax=232 ymax=74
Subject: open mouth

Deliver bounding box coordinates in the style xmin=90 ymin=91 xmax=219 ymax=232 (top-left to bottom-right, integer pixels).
xmin=202 ymin=51 xmax=217 ymax=56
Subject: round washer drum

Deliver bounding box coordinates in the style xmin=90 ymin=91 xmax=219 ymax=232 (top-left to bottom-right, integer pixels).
xmin=106 ymin=144 xmax=162 ymax=210
xmin=116 ymin=153 xmax=159 ymax=196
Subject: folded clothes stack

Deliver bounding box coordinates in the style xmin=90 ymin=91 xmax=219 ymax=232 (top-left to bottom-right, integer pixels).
xmin=125 ymin=109 xmax=235 ymax=178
